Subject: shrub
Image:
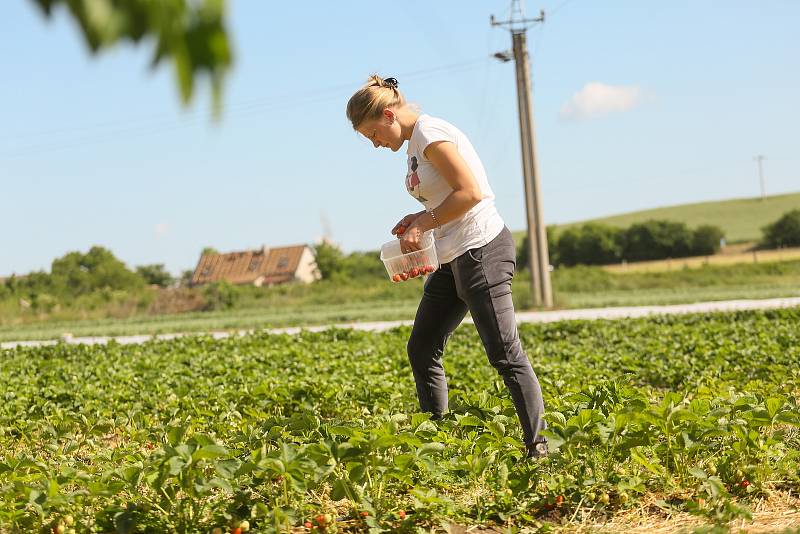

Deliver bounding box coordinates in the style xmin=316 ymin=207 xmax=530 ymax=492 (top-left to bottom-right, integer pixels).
xmin=312 ymin=241 xmax=344 ymax=280
xmin=203 ymin=281 xmax=239 ymax=310
xmin=762 ymin=209 xmax=800 ymax=248
xmin=622 ymin=220 xmax=693 ymax=262
xmin=555 ymin=227 xmax=581 ymax=267
xmin=575 ymin=223 xmax=623 ymax=265
xmin=517 ymin=227 xmax=559 ymax=271
xmin=136 ymin=264 xmax=175 ymax=287
xmin=691 ymin=225 xmax=725 ymax=256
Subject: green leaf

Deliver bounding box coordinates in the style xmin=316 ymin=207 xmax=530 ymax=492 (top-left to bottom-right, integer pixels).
xmin=688 ymin=467 xmax=708 ymax=480
xmin=630 ymin=447 xmax=663 ymax=476
xmin=457 ymin=415 xmax=484 ymax=428
xmin=192 ymin=444 xmax=229 ymax=461
xmin=416 ymin=442 xmax=445 ymax=457
xmin=765 ymin=397 xmax=784 ymax=419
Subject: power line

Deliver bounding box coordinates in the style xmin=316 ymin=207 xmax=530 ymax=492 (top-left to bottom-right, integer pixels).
xmin=0 ymin=58 xmax=489 ymax=160
xmin=549 ymin=0 xmax=576 ymax=17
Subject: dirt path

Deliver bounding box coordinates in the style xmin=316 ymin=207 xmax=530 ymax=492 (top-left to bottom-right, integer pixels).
xmin=3 ymin=296 xmax=799 ymax=350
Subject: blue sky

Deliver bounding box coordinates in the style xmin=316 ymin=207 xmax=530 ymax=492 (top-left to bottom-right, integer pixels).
xmin=2 ymin=1 xmax=798 ymax=276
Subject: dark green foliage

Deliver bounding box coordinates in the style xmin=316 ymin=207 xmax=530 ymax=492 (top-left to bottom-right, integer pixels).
xmin=339 ymin=251 xmax=386 ymax=280
xmin=516 ymin=227 xmax=559 ymax=271
xmin=762 ymin=209 xmax=800 ymax=248
xmin=555 ymin=227 xmax=581 ymax=267
xmin=546 ymin=221 xmax=724 ymax=267
xmin=555 ymin=223 xmax=623 ymax=266
xmin=313 ymin=242 xmax=385 ymax=281
xmin=312 ymin=241 xmax=345 ymax=280
xmin=203 ymin=280 xmax=239 ymax=310
xmin=136 ymin=264 xmax=175 ymax=288
xmin=30 ymin=0 xmax=233 ymax=112
xmin=41 ymin=246 xmax=143 ymax=297
xmin=622 ymin=220 xmax=694 ymax=262
xmin=691 ymin=225 xmax=725 ymax=256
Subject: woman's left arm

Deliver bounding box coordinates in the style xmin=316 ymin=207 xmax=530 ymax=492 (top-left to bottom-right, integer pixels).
xmin=402 ymin=141 xmax=482 ymax=250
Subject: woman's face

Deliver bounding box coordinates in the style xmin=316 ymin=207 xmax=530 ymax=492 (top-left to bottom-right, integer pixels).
xmin=357 ymin=109 xmax=403 ymax=152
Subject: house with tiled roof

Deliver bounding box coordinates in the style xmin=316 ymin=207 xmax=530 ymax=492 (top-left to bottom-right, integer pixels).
xmin=191 ymin=244 xmax=319 ymax=287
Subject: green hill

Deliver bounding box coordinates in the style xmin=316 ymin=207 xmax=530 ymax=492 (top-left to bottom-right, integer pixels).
xmin=514 ymin=192 xmax=800 ymax=244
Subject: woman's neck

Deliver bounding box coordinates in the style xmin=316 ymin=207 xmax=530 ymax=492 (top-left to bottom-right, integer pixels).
xmin=397 ymin=107 xmax=421 ymax=142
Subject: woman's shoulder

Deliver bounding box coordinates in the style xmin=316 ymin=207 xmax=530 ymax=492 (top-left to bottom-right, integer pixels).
xmin=413 ymin=114 xmax=463 ymax=143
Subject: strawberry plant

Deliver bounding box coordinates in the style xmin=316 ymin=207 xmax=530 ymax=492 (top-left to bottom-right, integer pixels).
xmin=0 ymin=308 xmax=798 ymax=531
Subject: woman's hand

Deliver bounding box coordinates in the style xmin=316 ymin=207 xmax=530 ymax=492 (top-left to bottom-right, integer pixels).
xmin=399 ymin=221 xmax=425 ymax=253
xmin=392 ymin=212 xmax=423 ymax=237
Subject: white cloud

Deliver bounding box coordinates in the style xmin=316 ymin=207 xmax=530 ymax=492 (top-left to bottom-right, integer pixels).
xmin=154 ymin=223 xmax=170 ymax=239
xmin=560 ymin=82 xmax=644 ymax=120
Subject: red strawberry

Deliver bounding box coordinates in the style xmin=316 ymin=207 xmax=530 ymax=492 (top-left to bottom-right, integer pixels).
xmin=398 ymin=510 xmax=406 ymax=519
xmin=392 ymin=274 xmax=402 ymax=282
xmin=410 ymin=267 xmax=420 ymax=277
xmin=399 ymin=272 xmax=409 ymax=281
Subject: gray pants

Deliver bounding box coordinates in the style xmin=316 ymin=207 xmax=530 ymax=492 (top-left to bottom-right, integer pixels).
xmin=406 ymin=226 xmax=547 ymax=447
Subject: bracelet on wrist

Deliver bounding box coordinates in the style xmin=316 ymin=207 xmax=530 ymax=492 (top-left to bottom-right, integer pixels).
xmin=427 ymin=209 xmax=441 ymax=229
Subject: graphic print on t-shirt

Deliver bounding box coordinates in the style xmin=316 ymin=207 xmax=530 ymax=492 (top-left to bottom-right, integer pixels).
xmin=406 ymin=156 xmax=428 ymax=202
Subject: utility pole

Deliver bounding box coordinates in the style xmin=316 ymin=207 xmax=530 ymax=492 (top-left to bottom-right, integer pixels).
xmin=753 ymin=155 xmax=766 ymax=201
xmin=491 ymin=0 xmax=553 ymax=308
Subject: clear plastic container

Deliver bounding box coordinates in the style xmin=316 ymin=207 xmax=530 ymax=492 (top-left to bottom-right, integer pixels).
xmin=380 ymin=230 xmax=439 ymax=282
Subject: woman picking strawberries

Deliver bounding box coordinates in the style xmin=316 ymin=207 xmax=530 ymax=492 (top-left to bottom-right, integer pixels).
xmin=346 ymin=75 xmax=548 ymax=458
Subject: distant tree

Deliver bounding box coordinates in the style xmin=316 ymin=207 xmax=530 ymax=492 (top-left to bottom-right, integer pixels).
xmin=202 ymin=280 xmax=239 ymax=310
xmin=136 ymin=264 xmax=174 ymax=287
xmin=340 ymin=251 xmax=386 ymax=279
xmin=180 ymin=269 xmax=196 ymax=287
xmin=762 ymin=209 xmax=800 ymax=248
xmin=312 ymin=240 xmax=344 ymax=280
xmin=516 ymin=226 xmax=558 ymax=270
xmin=555 ymin=227 xmax=582 ymax=267
xmin=51 ymin=246 xmax=142 ymax=295
xmin=30 ymin=0 xmax=233 ymax=113
xmin=201 ymin=247 xmax=220 ymax=256
xmin=691 ymin=225 xmax=725 ymax=256
xmin=575 ymin=223 xmax=623 ymax=265
xmin=622 ymin=220 xmax=693 ymax=262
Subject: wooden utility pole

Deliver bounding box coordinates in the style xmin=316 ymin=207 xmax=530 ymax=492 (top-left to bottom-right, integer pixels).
xmin=491 ymin=1 xmax=553 ymax=308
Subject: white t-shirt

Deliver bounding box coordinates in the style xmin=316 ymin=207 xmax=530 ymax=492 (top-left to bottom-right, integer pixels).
xmin=405 ymin=114 xmax=505 ymax=264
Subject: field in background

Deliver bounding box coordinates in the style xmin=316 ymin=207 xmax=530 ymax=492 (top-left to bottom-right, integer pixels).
xmin=513 ymin=191 xmax=800 ymax=244
xmin=603 ymin=244 xmax=800 ymax=273
xmin=3 ymin=259 xmax=800 ymax=342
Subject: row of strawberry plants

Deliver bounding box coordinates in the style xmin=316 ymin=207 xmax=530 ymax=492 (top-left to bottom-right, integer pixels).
xmin=1 ymin=308 xmax=798 ymax=532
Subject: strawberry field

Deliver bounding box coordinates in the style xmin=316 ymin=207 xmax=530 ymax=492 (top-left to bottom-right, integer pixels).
xmin=1 ymin=308 xmax=800 ymax=533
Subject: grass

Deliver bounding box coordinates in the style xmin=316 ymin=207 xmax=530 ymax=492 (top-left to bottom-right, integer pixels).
xmin=602 ymin=245 xmax=800 ymax=273
xmin=2 ymin=259 xmax=800 ymax=343
xmin=513 ymin=191 xmax=800 ymax=244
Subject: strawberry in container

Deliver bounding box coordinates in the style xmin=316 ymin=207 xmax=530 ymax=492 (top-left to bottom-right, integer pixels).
xmin=380 ymin=228 xmax=438 ymax=282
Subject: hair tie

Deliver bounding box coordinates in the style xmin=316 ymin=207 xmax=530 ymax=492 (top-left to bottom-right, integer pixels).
xmin=384 ymin=77 xmax=398 ymax=89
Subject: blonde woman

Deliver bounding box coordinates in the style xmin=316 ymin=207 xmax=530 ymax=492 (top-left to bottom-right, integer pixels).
xmin=346 ymin=75 xmax=548 ymax=458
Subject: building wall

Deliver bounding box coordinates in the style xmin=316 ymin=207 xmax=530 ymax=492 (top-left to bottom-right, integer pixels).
xmin=294 ymin=247 xmax=321 ymax=284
